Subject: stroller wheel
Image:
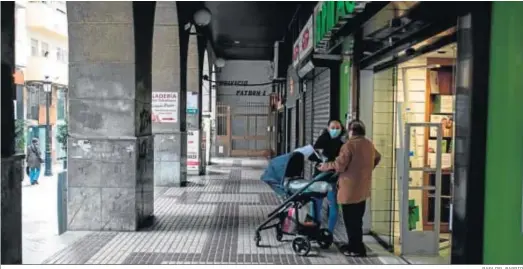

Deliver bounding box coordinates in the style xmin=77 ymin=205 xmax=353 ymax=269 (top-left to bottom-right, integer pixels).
xmin=318 ymin=228 xmax=334 ymax=249
xmin=292 ymin=237 xmax=311 ymax=256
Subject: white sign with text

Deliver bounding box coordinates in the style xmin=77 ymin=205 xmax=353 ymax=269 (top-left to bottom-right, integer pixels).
xmin=187 ymin=130 xmax=200 ymax=171
xmin=152 ymin=92 xmax=178 ymax=123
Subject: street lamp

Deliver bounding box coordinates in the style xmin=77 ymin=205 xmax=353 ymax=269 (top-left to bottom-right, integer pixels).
xmin=43 ymin=75 xmax=53 ymax=176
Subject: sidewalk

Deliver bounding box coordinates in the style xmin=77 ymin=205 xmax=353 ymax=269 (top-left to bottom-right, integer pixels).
xmin=22 ymin=164 xmax=89 ymax=264
xmin=22 ymin=161 xmax=406 ymax=265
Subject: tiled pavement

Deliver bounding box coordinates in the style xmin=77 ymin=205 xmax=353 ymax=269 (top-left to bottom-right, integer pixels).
xmin=35 ymin=159 xmax=404 ymax=265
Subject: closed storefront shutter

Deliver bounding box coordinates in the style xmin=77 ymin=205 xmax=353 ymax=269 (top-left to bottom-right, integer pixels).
xmin=304 ymin=80 xmax=314 ymax=179
xmin=312 ymin=68 xmax=331 ymax=145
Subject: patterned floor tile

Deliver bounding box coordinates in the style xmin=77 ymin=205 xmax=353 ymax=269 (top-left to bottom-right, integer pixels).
xmin=41 ymin=159 xmax=384 ymax=265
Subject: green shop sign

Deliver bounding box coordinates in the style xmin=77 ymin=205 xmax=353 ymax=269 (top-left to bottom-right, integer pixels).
xmin=314 ymin=1 xmax=357 ymax=47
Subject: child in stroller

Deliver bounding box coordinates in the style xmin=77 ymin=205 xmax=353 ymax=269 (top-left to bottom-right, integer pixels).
xmin=257 ymin=151 xmax=338 ymax=256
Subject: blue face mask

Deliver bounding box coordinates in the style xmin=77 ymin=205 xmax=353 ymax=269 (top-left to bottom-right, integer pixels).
xmin=329 ymin=129 xmax=341 ymax=138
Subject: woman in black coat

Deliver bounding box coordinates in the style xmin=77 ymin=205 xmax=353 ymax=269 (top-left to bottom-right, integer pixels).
xmin=309 ymin=119 xmax=347 ymax=232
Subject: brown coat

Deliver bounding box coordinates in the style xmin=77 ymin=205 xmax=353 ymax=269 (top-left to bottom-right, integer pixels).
xmin=324 ymin=136 xmax=381 ymax=204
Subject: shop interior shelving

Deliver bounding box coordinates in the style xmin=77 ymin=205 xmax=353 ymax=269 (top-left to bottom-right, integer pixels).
xmin=422 ymin=58 xmax=456 ymax=233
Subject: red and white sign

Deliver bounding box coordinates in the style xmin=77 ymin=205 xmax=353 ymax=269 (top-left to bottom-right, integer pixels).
xmin=299 ymin=17 xmax=314 ymax=60
xmin=152 ymin=92 xmax=178 ymax=123
xmin=187 ymin=130 xmax=200 ymax=170
xmin=292 ymin=17 xmax=314 ymax=67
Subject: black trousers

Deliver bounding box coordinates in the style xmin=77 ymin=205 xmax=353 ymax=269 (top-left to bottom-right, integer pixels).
xmin=341 ymin=200 xmax=367 ymax=253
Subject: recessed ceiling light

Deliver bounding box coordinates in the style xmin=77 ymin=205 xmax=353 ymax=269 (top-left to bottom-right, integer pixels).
xmin=234 ymin=41 xmax=240 ymax=44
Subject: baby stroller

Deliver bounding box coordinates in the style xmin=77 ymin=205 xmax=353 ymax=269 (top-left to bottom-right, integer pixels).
xmin=256 ymin=151 xmax=338 ymax=256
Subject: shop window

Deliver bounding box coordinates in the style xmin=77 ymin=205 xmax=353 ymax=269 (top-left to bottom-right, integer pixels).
xmin=31 ymin=39 xmax=39 ymax=56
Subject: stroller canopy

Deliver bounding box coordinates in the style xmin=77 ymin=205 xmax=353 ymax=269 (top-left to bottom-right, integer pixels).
xmin=260 ymin=152 xmax=304 ymax=196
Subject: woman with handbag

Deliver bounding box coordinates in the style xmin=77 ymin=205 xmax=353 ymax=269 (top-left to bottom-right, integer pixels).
xmin=26 ymin=138 xmax=43 ymax=185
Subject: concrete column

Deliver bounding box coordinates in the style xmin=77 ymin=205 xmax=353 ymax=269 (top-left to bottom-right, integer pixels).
xmin=186 ymin=28 xmax=203 ymax=175
xmin=1 ymin=2 xmax=23 ymax=264
xmin=151 ymin=2 xmax=187 ymax=187
xmin=66 ymin=2 xmax=155 ymax=231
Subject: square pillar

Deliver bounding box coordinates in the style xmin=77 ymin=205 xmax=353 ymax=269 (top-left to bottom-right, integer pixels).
xmin=66 ymin=2 xmax=154 ymax=231
xmin=1 ymin=1 xmax=23 ymax=264
xmin=151 ymin=2 xmax=187 ymax=187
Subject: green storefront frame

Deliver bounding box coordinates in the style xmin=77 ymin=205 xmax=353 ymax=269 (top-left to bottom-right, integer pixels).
xmin=483 ymin=1 xmax=523 ymax=264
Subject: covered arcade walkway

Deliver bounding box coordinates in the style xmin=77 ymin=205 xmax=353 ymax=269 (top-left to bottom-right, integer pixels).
xmin=33 ymin=159 xmax=401 ymax=265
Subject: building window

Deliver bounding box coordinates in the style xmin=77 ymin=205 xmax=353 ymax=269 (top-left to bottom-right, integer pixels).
xmin=31 ymin=39 xmax=39 ymax=56
xmin=56 ymin=47 xmax=64 ymax=62
xmin=55 ymin=47 xmax=68 ymax=63
xmin=26 ymin=86 xmax=45 ymax=121
xmin=41 ymin=42 xmax=49 ymax=57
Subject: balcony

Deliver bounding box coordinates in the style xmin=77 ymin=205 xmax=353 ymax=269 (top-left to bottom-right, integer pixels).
xmin=26 ymin=2 xmax=67 ymax=38
xmin=25 ymin=56 xmax=68 ymax=86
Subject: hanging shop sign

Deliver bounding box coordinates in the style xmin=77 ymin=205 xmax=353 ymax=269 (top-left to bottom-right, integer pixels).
xmin=292 ymin=17 xmax=314 ymax=67
xmin=314 ymin=1 xmax=364 ymax=52
xmin=300 ymin=17 xmax=314 ymax=60
xmin=152 ymin=92 xmax=178 ymax=123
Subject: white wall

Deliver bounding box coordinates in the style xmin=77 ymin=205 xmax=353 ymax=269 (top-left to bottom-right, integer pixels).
xmin=23 ymin=1 xmax=68 ymax=85
xmin=15 ymin=2 xmax=28 ymax=67
xmin=397 ymin=57 xmax=428 ymax=233
xmin=25 ymin=28 xmax=68 ymax=85
xmin=217 ymin=60 xmax=273 ymax=107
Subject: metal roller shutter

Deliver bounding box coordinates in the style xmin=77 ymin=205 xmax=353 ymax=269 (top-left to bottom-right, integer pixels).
xmin=304 ymin=80 xmax=314 ymax=179
xmin=313 ymin=68 xmax=331 ymax=144
xmin=290 ymin=108 xmax=296 ymax=151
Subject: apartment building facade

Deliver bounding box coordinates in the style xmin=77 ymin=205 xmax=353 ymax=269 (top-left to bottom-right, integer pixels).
xmin=15 ymin=1 xmax=68 ymax=163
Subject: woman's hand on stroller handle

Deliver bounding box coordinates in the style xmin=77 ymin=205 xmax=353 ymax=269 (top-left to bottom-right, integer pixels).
xmin=317 ymin=162 xmax=332 ymax=172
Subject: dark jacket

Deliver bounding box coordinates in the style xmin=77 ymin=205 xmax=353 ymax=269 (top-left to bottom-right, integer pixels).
xmin=309 ymin=128 xmax=347 ymax=175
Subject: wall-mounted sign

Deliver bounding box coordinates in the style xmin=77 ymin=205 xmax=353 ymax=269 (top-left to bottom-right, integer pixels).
xmin=292 ymin=17 xmax=314 ymax=67
xmin=187 ymin=130 xmax=200 ymax=171
xmin=236 ymin=90 xmax=267 ymax=96
xmin=300 ymin=17 xmax=314 ymax=60
xmin=187 ymin=92 xmax=198 ymax=115
xmin=216 ymin=81 xmax=248 ymax=86
xmin=314 ymin=1 xmax=361 ymax=51
xmin=152 ymin=92 xmax=178 ymax=123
